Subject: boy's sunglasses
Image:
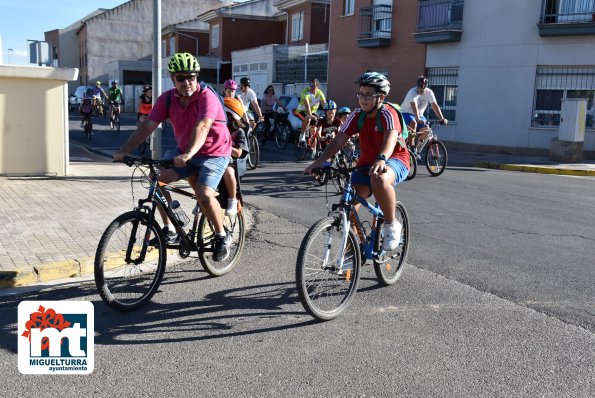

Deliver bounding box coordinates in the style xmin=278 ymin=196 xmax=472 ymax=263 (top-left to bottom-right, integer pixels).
xmin=174 ymin=74 xmax=197 ymax=83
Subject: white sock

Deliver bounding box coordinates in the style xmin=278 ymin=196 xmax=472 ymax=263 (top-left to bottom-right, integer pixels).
xmin=165 ymin=223 xmax=175 ymax=231
xmin=218 ymin=232 xmax=227 ymax=238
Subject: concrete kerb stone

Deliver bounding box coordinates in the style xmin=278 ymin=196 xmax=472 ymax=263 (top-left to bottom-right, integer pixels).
xmin=475 ymin=162 xmax=595 ymax=176
xmin=0 ymin=207 xmax=255 ymax=289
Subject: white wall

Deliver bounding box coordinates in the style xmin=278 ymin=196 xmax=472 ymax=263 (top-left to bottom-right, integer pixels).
xmin=426 ymin=0 xmax=595 ymax=151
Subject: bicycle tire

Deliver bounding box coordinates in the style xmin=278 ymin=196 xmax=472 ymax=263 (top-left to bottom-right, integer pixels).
xmin=95 ymin=211 xmax=167 ymax=311
xmin=198 ymin=211 xmax=246 ymax=276
xmin=275 ymin=122 xmax=290 ymax=149
xmin=373 ymin=201 xmax=410 ymax=286
xmin=294 ymin=133 xmax=308 ymax=160
xmin=254 ymin=122 xmax=267 ymax=146
xmin=425 ymin=140 xmax=447 ymax=177
xmin=116 ymin=113 xmax=121 ymax=131
xmin=84 ymin=120 xmax=93 ymax=140
xmin=296 ymin=215 xmax=361 ymax=321
xmin=247 ymin=134 xmax=259 ymax=170
xmin=406 ymin=149 xmax=417 ymax=180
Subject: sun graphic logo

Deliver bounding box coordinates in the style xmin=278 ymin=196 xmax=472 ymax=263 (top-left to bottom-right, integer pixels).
xmin=18 ymin=301 xmax=94 ymax=374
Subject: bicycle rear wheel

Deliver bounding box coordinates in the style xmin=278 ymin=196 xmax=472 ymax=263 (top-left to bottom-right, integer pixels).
xmin=373 ymin=202 xmax=410 ymax=286
xmin=254 ymin=122 xmax=267 ymax=146
xmin=198 ymin=210 xmax=246 ymax=276
xmin=296 ymin=215 xmax=361 ymax=321
xmin=247 ymin=134 xmax=259 ymax=170
xmin=115 ymin=113 xmax=121 ymax=131
xmin=84 ymin=120 xmax=93 ymax=140
xmin=95 ymin=211 xmax=166 ymax=311
xmin=275 ymin=122 xmax=291 ymax=149
xmin=406 ymin=149 xmax=417 ymax=180
xmin=425 ymin=140 xmax=447 ymax=177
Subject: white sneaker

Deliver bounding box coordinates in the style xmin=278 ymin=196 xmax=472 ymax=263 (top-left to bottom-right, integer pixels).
xmin=298 ymin=132 xmax=306 ymax=144
xmin=382 ymin=221 xmax=402 ymax=251
xmin=225 ymin=199 xmax=238 ymax=216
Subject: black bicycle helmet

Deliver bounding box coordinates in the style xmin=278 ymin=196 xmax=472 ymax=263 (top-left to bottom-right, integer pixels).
xmin=356 ymin=71 xmax=390 ymax=95
xmin=167 ymin=52 xmax=200 ymax=74
xmin=240 ymin=77 xmax=251 ymax=86
xmin=416 ymin=75 xmax=429 ymax=88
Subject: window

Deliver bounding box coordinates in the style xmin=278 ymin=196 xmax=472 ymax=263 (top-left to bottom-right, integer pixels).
xmin=344 ymin=0 xmax=355 ymax=16
xmin=169 ymin=37 xmax=175 ymax=56
xmin=211 ymin=24 xmax=220 ymax=49
xmin=532 ymin=66 xmax=595 ymax=128
xmin=558 ymin=0 xmax=595 ymax=22
xmin=426 ymin=67 xmax=459 ymax=121
xmin=291 ymin=12 xmax=304 ymax=41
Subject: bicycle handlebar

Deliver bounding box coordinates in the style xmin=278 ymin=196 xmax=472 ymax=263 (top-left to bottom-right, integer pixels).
xmin=311 ymin=164 xmax=386 ymax=177
xmin=117 ymin=156 xmax=174 ymax=168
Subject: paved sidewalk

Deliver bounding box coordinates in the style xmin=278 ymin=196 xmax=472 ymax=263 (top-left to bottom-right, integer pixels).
xmin=1 ymin=144 xmax=594 ymax=289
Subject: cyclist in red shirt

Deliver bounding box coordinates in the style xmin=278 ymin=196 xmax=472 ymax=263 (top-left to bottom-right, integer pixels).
xmin=304 ymin=72 xmax=410 ymax=252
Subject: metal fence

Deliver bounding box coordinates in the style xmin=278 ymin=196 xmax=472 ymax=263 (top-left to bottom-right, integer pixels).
xmin=540 ymin=0 xmax=595 ymax=23
xmin=359 ymin=4 xmax=393 ymax=39
xmin=426 ymin=67 xmax=459 ymax=121
xmin=274 ymin=44 xmax=328 ymax=84
xmin=532 ymin=65 xmax=595 ymax=128
xmin=417 ymin=0 xmax=464 ymax=32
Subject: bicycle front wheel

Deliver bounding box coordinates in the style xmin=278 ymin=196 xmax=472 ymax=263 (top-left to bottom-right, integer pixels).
xmin=425 ymin=140 xmax=447 ymax=177
xmin=115 ymin=113 xmax=121 ymax=131
xmin=373 ymin=202 xmax=410 ymax=285
xmin=247 ymin=134 xmax=259 ymax=170
xmin=294 ymin=134 xmax=308 ymax=160
xmin=94 ymin=211 xmax=167 ymax=311
xmin=275 ymin=122 xmax=291 ymax=149
xmin=296 ymin=215 xmax=361 ymax=321
xmin=198 ymin=210 xmax=246 ymax=276
xmin=406 ymin=149 xmax=417 ymax=180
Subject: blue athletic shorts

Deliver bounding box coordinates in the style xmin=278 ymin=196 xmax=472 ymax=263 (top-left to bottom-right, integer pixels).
xmin=402 ymin=113 xmax=427 ymax=131
xmin=163 ymin=147 xmax=230 ymax=190
xmin=351 ymin=158 xmax=408 ymax=188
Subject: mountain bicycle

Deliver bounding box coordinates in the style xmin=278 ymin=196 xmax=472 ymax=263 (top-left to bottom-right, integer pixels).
xmin=296 ymin=165 xmax=410 ymax=321
xmin=294 ymin=115 xmax=318 ymax=161
xmin=109 ymin=100 xmax=121 ymax=131
xmin=246 ymin=126 xmax=260 ymax=170
xmin=407 ymin=120 xmax=448 ymax=178
xmin=82 ymin=114 xmax=93 ymax=140
xmin=255 ymin=109 xmax=292 ymax=150
xmin=94 ymin=156 xmax=246 ymax=311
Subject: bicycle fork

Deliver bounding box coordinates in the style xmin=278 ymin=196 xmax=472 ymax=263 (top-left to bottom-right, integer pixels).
xmin=324 ymin=210 xmax=352 ymax=275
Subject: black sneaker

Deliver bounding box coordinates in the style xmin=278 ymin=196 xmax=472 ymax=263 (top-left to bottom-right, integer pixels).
xmin=149 ymin=226 xmax=179 ymax=246
xmin=213 ymin=233 xmax=231 ymax=262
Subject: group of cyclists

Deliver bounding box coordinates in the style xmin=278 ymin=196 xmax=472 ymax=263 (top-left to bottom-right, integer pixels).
xmin=79 ymin=80 xmax=128 ymax=132
xmin=108 ymin=51 xmax=449 ymax=260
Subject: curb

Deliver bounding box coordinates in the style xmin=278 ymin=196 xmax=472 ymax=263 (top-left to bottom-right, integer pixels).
xmin=0 ymin=207 xmax=255 ymax=289
xmin=475 ymin=162 xmax=595 ymax=176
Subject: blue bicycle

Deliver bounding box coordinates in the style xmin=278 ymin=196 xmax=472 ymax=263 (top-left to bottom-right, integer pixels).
xmin=296 ymin=165 xmax=410 ymax=321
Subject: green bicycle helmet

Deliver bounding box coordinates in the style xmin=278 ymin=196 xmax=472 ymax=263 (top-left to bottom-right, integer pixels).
xmin=356 ymin=71 xmax=390 ymax=95
xmin=168 ymin=52 xmax=200 ymax=74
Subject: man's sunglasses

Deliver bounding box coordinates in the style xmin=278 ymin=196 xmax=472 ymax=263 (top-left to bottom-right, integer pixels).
xmin=174 ymin=74 xmax=197 ymax=83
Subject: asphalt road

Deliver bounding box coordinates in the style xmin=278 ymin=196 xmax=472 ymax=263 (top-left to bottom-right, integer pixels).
xmin=0 ymin=114 xmax=593 ymax=396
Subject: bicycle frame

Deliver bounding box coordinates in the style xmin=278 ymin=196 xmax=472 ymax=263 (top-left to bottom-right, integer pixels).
xmin=322 ymin=167 xmax=385 ymax=273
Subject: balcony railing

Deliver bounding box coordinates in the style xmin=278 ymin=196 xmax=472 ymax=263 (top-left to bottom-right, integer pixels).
xmin=358 ymin=4 xmax=392 ymax=48
xmin=414 ymin=0 xmax=463 ymax=43
xmin=538 ymin=0 xmax=595 ymax=36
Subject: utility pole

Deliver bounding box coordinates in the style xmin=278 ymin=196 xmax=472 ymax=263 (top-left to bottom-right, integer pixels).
xmin=151 ymin=0 xmax=162 ymax=159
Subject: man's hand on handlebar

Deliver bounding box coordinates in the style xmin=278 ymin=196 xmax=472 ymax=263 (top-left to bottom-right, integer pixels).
xmin=113 ymin=150 xmax=130 ymax=162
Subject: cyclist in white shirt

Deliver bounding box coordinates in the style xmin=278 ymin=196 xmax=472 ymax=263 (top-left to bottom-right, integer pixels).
xmin=400 ymin=76 xmax=448 ymax=153
xmin=237 ymin=77 xmax=264 ymax=129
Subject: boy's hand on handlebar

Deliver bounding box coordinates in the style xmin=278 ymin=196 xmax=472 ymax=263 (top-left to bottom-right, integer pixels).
xmin=370 ymin=160 xmax=387 ymax=177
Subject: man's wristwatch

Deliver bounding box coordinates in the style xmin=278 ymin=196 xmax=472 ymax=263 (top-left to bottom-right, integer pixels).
xmin=376 ymin=154 xmax=387 ymax=162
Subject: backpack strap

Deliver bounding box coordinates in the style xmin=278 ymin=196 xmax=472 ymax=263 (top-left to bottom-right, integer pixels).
xmin=164 ymin=84 xmax=228 ymax=125
xmin=356 ymin=103 xmax=407 ymax=149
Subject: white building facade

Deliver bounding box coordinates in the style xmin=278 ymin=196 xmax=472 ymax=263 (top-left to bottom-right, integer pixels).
xmin=420 ymin=0 xmax=595 ymax=153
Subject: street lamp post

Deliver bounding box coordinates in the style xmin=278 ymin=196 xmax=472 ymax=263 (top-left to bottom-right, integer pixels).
xmin=8 ymin=48 xmax=13 ymax=64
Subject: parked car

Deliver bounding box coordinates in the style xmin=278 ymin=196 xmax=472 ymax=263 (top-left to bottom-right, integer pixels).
xmin=69 ymin=85 xmax=94 ymax=111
